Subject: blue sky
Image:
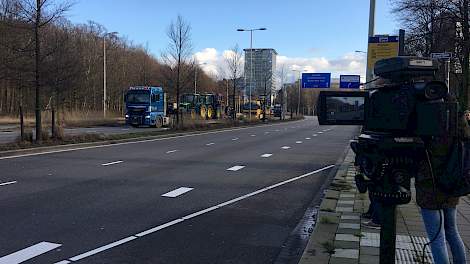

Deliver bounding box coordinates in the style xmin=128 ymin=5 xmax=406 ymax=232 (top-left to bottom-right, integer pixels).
xmin=68 ymin=0 xmax=400 ymax=80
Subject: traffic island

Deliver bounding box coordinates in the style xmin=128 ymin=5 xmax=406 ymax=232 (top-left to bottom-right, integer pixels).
xmin=299 ymin=148 xmax=470 ymax=264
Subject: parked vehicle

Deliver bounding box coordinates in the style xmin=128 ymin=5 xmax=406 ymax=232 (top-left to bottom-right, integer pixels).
xmin=201 ymin=93 xmax=223 ymax=119
xmin=125 ymin=86 xmax=169 ymax=127
xmin=273 ymin=104 xmax=282 ymax=117
xmin=242 ymin=101 xmax=263 ymax=119
xmin=180 ymin=93 xmax=223 ymax=119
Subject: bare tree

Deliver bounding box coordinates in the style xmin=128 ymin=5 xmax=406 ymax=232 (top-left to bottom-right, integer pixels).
xmin=392 ymin=0 xmax=470 ymax=108
xmin=9 ymin=0 xmax=72 ymax=141
xmin=161 ymin=15 xmax=193 ymax=127
xmin=225 ymin=44 xmax=243 ymax=119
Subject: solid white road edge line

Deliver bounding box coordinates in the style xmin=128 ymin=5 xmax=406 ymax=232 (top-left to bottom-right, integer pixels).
xmin=56 ymin=165 xmax=334 ymax=263
xmin=0 ymin=242 xmax=61 ymax=264
xmin=68 ymin=236 xmax=137 ymax=262
xmin=0 ymin=120 xmax=305 ymax=161
xmin=0 ymin=181 xmax=17 ymax=187
xmin=101 ymin=161 xmax=124 ymax=166
xmin=161 ymin=187 xmax=194 ymax=198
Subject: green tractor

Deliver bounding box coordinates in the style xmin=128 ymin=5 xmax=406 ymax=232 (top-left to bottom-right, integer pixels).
xmin=180 ymin=93 xmax=224 ymax=120
xmin=180 ymin=93 xmax=201 ymax=119
xmin=201 ymin=93 xmax=223 ymax=119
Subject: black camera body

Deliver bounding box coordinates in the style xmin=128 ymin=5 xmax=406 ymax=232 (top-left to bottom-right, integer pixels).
xmin=317 ymin=57 xmax=459 ymax=205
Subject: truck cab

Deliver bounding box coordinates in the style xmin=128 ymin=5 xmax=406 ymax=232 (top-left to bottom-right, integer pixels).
xmin=125 ymin=86 xmax=168 ymax=127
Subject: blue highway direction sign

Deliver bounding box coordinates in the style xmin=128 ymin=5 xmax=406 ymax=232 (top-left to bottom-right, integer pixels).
xmin=302 ymin=73 xmax=331 ymax=88
xmin=340 ymin=75 xmax=361 ymax=89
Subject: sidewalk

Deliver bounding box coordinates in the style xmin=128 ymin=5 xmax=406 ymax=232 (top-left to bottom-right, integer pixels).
xmin=299 ymin=148 xmax=470 ymax=264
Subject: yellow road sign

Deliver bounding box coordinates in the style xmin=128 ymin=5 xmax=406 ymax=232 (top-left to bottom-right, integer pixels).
xmin=367 ymin=36 xmax=399 ymax=71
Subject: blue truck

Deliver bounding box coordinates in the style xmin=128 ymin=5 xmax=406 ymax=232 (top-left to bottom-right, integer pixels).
xmin=125 ymin=86 xmax=169 ymax=127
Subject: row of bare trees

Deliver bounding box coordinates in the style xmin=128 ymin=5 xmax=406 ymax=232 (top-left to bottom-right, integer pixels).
xmin=392 ymin=0 xmax=470 ymax=108
xmin=0 ymin=0 xmax=217 ymax=139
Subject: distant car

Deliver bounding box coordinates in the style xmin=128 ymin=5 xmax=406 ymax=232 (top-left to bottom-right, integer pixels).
xmin=273 ymin=104 xmax=282 ymax=117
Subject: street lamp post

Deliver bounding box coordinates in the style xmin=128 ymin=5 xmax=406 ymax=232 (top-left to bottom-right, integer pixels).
xmin=103 ymin=31 xmax=118 ymax=118
xmin=237 ymin=27 xmax=267 ymax=120
xmin=292 ymin=69 xmax=304 ymax=115
xmin=194 ymin=62 xmax=207 ymax=94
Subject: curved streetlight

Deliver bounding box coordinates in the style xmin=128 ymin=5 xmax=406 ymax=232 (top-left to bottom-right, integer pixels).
xmin=237 ymin=27 xmax=267 ymax=120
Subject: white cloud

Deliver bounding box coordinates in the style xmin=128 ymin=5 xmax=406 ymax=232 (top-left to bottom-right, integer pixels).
xmin=193 ymin=48 xmax=366 ymax=84
xmin=278 ymin=53 xmax=366 ymax=82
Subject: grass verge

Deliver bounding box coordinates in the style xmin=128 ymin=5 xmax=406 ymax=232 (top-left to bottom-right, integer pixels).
xmin=0 ymin=117 xmax=303 ymax=152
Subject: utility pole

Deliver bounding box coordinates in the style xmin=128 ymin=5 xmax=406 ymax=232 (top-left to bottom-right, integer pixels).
xmin=103 ymin=32 xmax=118 ymax=119
xmin=366 ymin=0 xmax=376 ymax=84
xmin=237 ymin=28 xmax=267 ymax=120
xmin=292 ymin=70 xmax=303 ymax=115
xmin=34 ymin=0 xmax=42 ymax=142
xmin=194 ymin=62 xmax=207 ymax=94
xmin=103 ymin=37 xmax=107 ymax=118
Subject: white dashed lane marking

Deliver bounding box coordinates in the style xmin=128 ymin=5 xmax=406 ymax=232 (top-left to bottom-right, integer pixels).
xmin=227 ymin=165 xmax=246 ymax=171
xmin=305 ymin=138 xmax=311 ymax=140
xmin=54 ymin=165 xmax=335 ymax=263
xmin=0 ymin=242 xmax=62 ymax=264
xmin=232 ymin=138 xmax=239 ymax=141
xmin=251 ymin=134 xmax=256 ymax=137
xmin=161 ymin=187 xmax=194 ymax=198
xmin=261 ymin=154 xmax=273 ymax=158
xmin=281 ymin=146 xmax=291 ymax=150
xmin=296 ymin=141 xmax=303 ymax=144
xmin=166 ymin=150 xmax=178 ymax=154
xmin=0 ymin=181 xmax=17 ymax=187
xmin=101 ymin=161 xmax=124 ymax=166
xmin=206 ymin=143 xmax=215 ymax=146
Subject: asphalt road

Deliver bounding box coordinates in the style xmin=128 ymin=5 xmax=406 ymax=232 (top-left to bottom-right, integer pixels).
xmin=0 ymin=117 xmax=358 ymax=264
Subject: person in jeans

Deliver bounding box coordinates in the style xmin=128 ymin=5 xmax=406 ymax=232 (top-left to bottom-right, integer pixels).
xmin=362 ymin=195 xmax=381 ymax=229
xmin=415 ymin=113 xmax=469 ymax=264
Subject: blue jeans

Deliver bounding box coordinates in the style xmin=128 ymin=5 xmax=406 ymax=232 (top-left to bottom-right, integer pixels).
xmin=371 ymin=200 xmax=381 ymax=224
xmin=421 ymin=208 xmax=467 ymax=264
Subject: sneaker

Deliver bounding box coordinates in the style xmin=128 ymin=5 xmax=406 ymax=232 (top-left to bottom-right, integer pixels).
xmin=362 ymin=220 xmax=381 ymax=229
xmin=361 ymin=212 xmax=372 ymax=219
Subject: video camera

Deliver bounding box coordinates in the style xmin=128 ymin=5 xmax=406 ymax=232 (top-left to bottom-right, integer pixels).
xmin=317 ymin=57 xmax=459 ymax=205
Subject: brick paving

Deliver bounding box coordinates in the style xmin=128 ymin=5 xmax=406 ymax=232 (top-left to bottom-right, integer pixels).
xmin=299 ymin=149 xmax=470 ymax=264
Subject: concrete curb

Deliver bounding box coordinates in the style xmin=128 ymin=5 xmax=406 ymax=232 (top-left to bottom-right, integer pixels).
xmin=298 ymin=148 xmax=357 ymax=264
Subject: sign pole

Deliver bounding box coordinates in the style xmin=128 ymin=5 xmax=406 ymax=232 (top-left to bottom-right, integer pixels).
xmin=380 ymin=204 xmax=397 ymax=264
xmin=366 ymin=0 xmax=376 ymax=86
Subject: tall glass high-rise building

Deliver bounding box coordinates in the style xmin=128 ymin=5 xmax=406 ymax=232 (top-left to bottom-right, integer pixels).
xmin=243 ymin=48 xmax=277 ymax=104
